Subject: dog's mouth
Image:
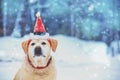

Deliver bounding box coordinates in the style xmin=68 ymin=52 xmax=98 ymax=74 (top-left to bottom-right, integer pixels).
xmin=34 ymin=47 xmax=46 ymax=57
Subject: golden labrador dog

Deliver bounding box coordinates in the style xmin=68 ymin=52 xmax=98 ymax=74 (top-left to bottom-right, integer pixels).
xmin=14 ymin=38 xmax=58 ymax=80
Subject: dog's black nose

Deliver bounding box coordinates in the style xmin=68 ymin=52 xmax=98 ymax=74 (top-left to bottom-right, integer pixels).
xmin=34 ymin=47 xmax=42 ymax=56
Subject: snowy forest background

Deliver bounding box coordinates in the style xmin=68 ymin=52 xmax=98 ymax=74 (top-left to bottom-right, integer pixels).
xmin=0 ymin=0 xmax=120 ymax=39
xmin=0 ymin=0 xmax=120 ymax=80
xmin=0 ymin=0 xmax=120 ymax=56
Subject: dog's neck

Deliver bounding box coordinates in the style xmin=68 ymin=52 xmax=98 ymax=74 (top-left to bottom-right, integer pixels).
xmin=27 ymin=56 xmax=52 ymax=70
xmin=23 ymin=56 xmax=55 ymax=76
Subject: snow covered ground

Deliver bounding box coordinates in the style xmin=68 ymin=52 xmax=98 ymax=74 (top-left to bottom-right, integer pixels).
xmin=0 ymin=34 xmax=120 ymax=80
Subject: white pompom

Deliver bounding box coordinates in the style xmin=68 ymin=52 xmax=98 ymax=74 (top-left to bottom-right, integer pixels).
xmin=36 ymin=11 xmax=40 ymax=17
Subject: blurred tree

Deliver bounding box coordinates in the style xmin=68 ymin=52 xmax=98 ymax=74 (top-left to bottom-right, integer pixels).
xmin=42 ymin=0 xmax=70 ymax=35
xmin=108 ymin=0 xmax=120 ymax=56
xmin=0 ymin=0 xmax=3 ymax=36
xmin=46 ymin=0 xmax=69 ymax=16
xmin=12 ymin=0 xmax=32 ymax=37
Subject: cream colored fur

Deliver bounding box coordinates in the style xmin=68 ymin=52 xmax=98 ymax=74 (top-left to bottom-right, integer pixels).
xmin=14 ymin=56 xmax=56 ymax=80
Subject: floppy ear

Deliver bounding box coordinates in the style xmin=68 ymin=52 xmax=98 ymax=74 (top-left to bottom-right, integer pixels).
xmin=48 ymin=38 xmax=58 ymax=52
xmin=22 ymin=40 xmax=31 ymax=54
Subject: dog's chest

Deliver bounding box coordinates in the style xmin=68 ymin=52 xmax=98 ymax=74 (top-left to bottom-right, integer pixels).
xmin=22 ymin=73 xmax=55 ymax=80
xmin=20 ymin=67 xmax=56 ymax=80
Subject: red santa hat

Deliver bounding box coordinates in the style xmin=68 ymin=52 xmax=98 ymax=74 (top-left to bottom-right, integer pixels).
xmin=34 ymin=12 xmax=46 ymax=34
xmin=30 ymin=12 xmax=49 ymax=39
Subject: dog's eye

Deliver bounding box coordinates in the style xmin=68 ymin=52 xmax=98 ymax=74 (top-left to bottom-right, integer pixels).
xmin=41 ymin=42 xmax=46 ymax=45
xmin=31 ymin=43 xmax=35 ymax=46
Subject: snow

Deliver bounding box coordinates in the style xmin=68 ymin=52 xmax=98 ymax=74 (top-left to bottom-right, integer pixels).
xmin=53 ymin=35 xmax=110 ymax=65
xmin=0 ymin=37 xmax=24 ymax=61
xmin=29 ymin=0 xmax=37 ymax=3
xmin=88 ymin=4 xmax=95 ymax=11
xmin=0 ymin=34 xmax=120 ymax=80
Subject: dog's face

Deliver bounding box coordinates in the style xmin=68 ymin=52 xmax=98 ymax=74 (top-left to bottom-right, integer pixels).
xmin=22 ymin=38 xmax=58 ymax=67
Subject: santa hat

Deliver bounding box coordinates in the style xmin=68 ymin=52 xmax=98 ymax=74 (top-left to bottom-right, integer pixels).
xmin=30 ymin=12 xmax=49 ymax=39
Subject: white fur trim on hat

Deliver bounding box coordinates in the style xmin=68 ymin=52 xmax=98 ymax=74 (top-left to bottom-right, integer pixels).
xmin=29 ymin=33 xmax=50 ymax=39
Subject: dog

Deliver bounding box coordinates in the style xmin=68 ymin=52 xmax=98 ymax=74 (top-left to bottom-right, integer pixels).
xmin=14 ymin=38 xmax=58 ymax=80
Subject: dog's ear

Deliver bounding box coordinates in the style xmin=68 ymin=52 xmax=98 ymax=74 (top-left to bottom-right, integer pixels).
xmin=22 ymin=39 xmax=31 ymax=54
xmin=48 ymin=38 xmax=58 ymax=52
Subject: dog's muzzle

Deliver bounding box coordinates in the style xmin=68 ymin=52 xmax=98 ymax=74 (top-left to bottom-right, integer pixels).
xmin=34 ymin=46 xmax=42 ymax=56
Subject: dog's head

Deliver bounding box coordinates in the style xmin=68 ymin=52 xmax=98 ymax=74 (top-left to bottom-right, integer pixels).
xmin=22 ymin=38 xmax=58 ymax=67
